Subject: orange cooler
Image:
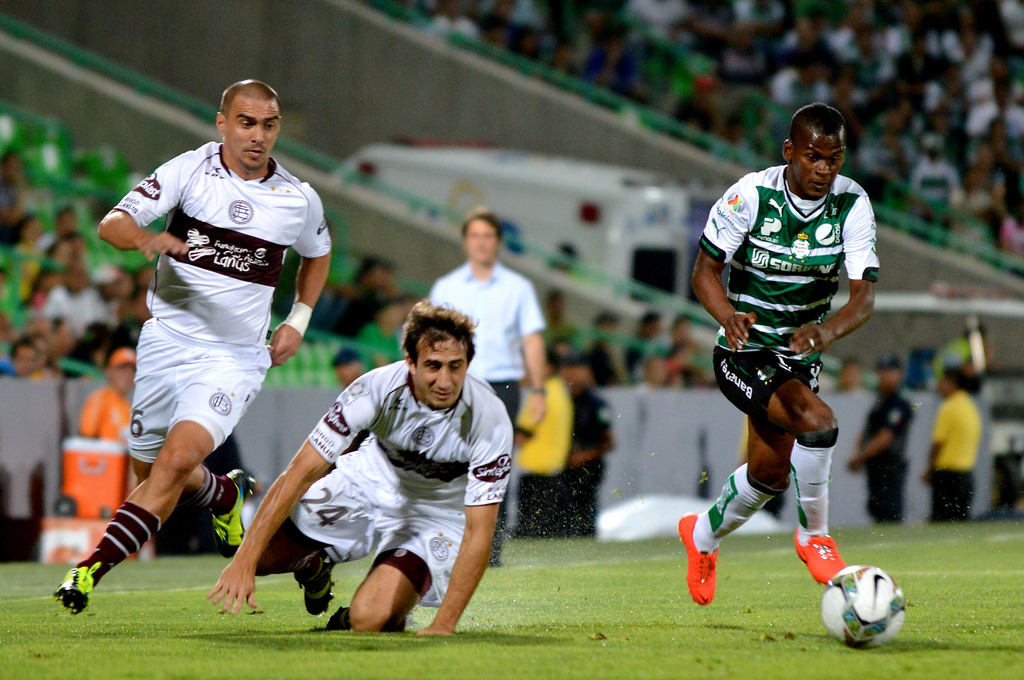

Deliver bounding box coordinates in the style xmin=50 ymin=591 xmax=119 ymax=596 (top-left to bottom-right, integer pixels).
xmin=61 ymin=437 xmax=130 ymax=519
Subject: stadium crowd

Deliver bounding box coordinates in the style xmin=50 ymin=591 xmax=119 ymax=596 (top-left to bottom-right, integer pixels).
xmin=406 ymin=0 xmax=1024 ymax=251
xmin=3 ymin=0 xmax=1015 ymax=387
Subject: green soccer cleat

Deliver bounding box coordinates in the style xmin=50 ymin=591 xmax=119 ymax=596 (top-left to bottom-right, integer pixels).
xmin=54 ymin=562 xmax=101 ymax=614
xmin=211 ymin=469 xmax=256 ymax=558
xmin=295 ymin=557 xmax=334 ymax=615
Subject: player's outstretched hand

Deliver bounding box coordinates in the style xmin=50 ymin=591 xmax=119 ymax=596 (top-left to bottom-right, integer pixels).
xmin=268 ymin=324 xmax=303 ymax=367
xmin=416 ymin=622 xmax=455 ymax=636
xmin=207 ymin=561 xmax=259 ymax=615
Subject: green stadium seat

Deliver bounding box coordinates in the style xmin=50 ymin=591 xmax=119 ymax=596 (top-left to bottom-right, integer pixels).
xmin=22 ymin=138 xmax=73 ymax=187
xmin=75 ymin=145 xmax=132 ymax=195
xmin=0 ymin=112 xmax=26 ymax=155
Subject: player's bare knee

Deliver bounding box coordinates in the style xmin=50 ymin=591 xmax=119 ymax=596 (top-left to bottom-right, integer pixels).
xmin=348 ymin=602 xmax=390 ymax=632
xmin=153 ymin=445 xmax=205 ymax=486
xmin=795 ymin=403 xmax=836 ymax=438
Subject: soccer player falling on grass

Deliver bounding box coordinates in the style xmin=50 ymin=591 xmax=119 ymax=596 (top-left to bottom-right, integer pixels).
xmin=679 ymin=102 xmax=878 ymax=605
xmin=208 ymin=301 xmax=513 ymax=635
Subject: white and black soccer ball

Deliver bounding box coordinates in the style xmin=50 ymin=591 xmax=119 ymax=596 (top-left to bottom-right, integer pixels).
xmin=821 ymin=565 xmax=906 ymax=648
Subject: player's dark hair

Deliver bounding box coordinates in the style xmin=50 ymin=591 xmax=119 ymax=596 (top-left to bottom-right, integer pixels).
xmin=220 ymin=79 xmax=280 ymax=115
xmin=460 ymin=207 xmax=503 ymax=242
xmin=789 ymin=102 xmax=846 ymax=142
xmin=402 ymin=300 xmax=477 ymax=365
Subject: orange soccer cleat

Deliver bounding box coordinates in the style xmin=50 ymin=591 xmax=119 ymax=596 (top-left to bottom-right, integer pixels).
xmin=678 ymin=514 xmax=718 ymax=605
xmin=794 ymin=531 xmax=847 ymax=584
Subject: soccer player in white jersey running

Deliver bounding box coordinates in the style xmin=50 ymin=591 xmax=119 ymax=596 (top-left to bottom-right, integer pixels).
xmin=208 ymin=301 xmax=513 ymax=636
xmin=54 ymin=80 xmax=332 ymax=614
xmin=679 ymin=102 xmax=878 ymax=605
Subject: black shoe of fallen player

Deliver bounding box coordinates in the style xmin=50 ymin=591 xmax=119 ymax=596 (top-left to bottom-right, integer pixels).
xmin=295 ymin=558 xmax=334 ymax=615
xmin=326 ymin=606 xmax=351 ymax=631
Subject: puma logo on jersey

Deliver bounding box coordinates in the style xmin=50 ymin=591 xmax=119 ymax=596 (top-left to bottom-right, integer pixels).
xmin=768 ymin=197 xmax=784 ymax=214
xmin=760 ymin=217 xmax=782 ymax=237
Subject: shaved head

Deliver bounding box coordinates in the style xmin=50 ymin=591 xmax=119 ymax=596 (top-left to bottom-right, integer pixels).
xmin=220 ymin=79 xmax=280 ymax=115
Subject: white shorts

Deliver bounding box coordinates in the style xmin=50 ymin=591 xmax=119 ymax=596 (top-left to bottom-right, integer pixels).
xmin=129 ymin=319 xmax=271 ymax=462
xmin=290 ymin=448 xmax=464 ymax=608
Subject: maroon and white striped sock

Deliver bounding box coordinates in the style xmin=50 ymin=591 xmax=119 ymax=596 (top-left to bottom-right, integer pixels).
xmin=77 ymin=501 xmax=160 ymax=584
xmin=176 ymin=466 xmax=238 ymax=514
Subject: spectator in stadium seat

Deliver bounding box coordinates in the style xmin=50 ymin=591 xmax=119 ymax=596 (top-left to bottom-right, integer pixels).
xmin=586 ymin=310 xmax=628 ymax=387
xmin=428 ymin=0 xmax=481 ymax=40
xmin=9 ymin=335 xmax=51 ymax=379
xmin=681 ymin=103 xmax=878 ymax=605
xmin=331 ymin=346 xmax=365 ymax=388
xmin=40 ymin=258 xmax=111 ymax=338
xmin=908 ymin=132 xmax=963 ymax=223
xmin=998 ymin=196 xmax=1024 ymax=255
xmin=12 ymin=213 xmax=48 ymax=300
xmin=624 ymin=0 xmax=688 ymax=42
xmin=36 ymin=204 xmax=81 ymax=253
xmin=78 ymin=347 xmax=136 ymax=443
xmin=53 ymin=79 xmax=332 ymax=616
xmin=960 ymin=142 xmax=1006 ymax=242
xmin=625 ymin=310 xmax=665 ymax=382
xmin=582 ymin=21 xmax=647 ymax=102
xmin=0 ymin=150 xmax=27 ymax=244
xmin=47 ymin=231 xmax=88 ymax=268
xmin=478 ymin=12 xmax=511 ymax=50
xmin=355 ymin=294 xmax=416 ymax=368
xmin=108 ymin=269 xmax=153 ymax=352
xmin=924 ymin=368 xmax=983 ymax=522
xmin=430 ymin=206 xmax=546 ymax=566
xmin=542 ymin=288 xmax=577 ymax=347
xmin=332 ymin=256 xmax=399 ymax=338
xmin=663 ymin=314 xmax=705 ymax=388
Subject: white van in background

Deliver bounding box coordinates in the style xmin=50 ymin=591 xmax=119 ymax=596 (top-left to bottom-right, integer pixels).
xmin=344 ymin=144 xmax=692 ymax=295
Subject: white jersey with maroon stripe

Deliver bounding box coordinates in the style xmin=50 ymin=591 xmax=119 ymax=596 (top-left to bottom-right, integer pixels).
xmin=116 ymin=141 xmax=331 ymax=346
xmin=307 ymin=361 xmax=514 ymax=512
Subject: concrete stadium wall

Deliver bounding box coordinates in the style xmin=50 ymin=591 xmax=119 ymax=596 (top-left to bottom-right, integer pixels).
xmin=0 ymin=378 xmax=994 ymax=535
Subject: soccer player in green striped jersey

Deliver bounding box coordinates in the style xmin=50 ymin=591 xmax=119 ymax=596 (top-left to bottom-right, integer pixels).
xmin=679 ymin=103 xmax=879 ymax=605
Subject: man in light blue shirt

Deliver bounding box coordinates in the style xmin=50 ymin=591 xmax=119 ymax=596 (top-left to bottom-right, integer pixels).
xmin=431 ymin=207 xmax=547 ymax=565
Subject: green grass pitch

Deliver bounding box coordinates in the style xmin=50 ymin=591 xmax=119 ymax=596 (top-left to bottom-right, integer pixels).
xmin=2 ymin=521 xmax=1022 ymax=680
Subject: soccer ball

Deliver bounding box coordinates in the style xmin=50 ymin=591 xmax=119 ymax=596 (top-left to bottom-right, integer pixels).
xmin=820 ymin=565 xmax=906 ymax=648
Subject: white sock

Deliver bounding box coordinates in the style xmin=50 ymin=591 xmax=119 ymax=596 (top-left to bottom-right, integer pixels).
xmin=791 ymin=439 xmax=835 ymax=545
xmin=693 ymin=464 xmax=778 ymax=553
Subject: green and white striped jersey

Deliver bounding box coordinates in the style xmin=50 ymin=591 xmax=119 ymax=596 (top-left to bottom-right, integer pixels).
xmin=699 ymin=165 xmax=879 ymax=363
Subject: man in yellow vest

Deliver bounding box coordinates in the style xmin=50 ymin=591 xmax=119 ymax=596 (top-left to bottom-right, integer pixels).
xmin=513 ymin=349 xmax=573 ymax=537
xmin=924 ymin=368 xmax=983 ymax=521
